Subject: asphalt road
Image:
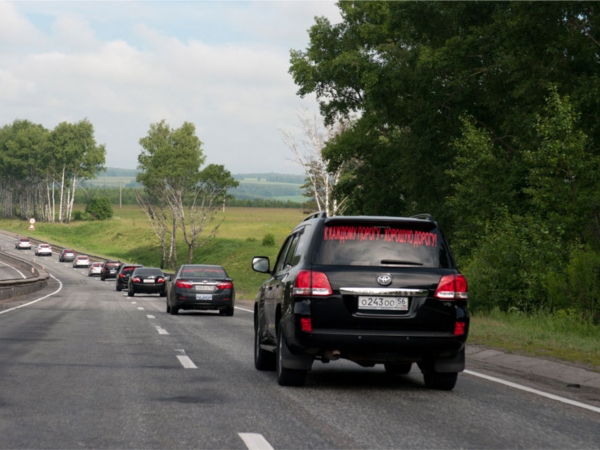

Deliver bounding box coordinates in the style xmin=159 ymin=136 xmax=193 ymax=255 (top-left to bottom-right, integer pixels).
xmin=0 ymin=233 xmax=599 ymax=449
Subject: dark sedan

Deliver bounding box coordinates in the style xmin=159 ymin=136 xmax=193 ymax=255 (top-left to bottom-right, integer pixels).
xmin=166 ymin=264 xmax=235 ymax=316
xmin=116 ymin=264 xmax=143 ymax=291
xmin=128 ymin=267 xmax=167 ymax=297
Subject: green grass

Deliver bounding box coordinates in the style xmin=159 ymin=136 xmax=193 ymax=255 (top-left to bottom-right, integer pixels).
xmin=3 ymin=207 xmax=599 ymax=371
xmin=470 ymin=309 xmax=600 ymax=370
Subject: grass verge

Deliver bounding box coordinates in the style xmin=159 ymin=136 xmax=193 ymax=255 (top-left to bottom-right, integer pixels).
xmin=469 ymin=308 xmax=600 ymax=371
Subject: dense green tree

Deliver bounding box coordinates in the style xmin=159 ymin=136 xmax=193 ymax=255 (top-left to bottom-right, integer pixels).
xmin=85 ymin=197 xmax=114 ymax=220
xmin=290 ymin=2 xmax=600 ymax=224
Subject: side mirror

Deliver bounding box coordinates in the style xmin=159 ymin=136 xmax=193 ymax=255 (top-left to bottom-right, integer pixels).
xmin=164 ymin=275 xmax=172 ymax=282
xmin=252 ymin=256 xmax=270 ymax=273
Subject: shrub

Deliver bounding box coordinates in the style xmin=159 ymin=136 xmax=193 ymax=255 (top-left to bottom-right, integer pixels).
xmin=262 ymin=233 xmax=275 ymax=247
xmin=85 ymin=197 xmax=114 ymax=220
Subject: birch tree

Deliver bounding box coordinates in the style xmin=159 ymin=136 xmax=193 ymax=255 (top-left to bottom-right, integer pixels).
xmin=281 ymin=110 xmax=350 ymax=216
xmin=137 ymin=121 xmax=238 ymax=267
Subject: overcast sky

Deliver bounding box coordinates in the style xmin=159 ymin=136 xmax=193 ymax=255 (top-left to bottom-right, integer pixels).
xmin=0 ymin=1 xmax=342 ymax=174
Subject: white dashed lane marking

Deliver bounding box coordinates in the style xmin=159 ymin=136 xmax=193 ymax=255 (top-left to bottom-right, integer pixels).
xmin=239 ymin=433 xmax=275 ymax=450
xmin=175 ymin=349 xmax=197 ymax=369
xmin=147 ymin=315 xmax=155 ymax=319
xmin=137 ymin=307 xmax=144 ymax=310
xmin=156 ymin=326 xmax=169 ymax=335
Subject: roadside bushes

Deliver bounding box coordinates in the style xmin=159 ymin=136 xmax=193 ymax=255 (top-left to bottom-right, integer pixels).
xmin=85 ymin=197 xmax=113 ymax=220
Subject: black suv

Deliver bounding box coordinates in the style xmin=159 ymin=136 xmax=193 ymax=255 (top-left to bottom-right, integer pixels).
xmin=101 ymin=260 xmax=123 ymax=281
xmin=116 ymin=264 xmax=143 ymax=291
xmin=252 ymin=213 xmax=469 ymax=389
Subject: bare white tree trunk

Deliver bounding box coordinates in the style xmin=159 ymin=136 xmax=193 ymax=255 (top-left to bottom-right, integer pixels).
xmin=280 ymin=109 xmax=350 ymax=216
xmin=67 ymin=174 xmax=77 ymax=223
xmin=59 ymin=166 xmax=66 ymax=223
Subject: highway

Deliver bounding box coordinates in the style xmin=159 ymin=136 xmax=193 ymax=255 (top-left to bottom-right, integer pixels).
xmin=0 ymin=232 xmax=599 ymax=449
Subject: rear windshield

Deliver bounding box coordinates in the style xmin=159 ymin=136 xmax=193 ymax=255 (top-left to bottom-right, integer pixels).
xmin=105 ymin=262 xmax=120 ymax=267
xmin=122 ymin=266 xmax=138 ymax=274
xmin=134 ymin=268 xmax=163 ymax=276
xmin=181 ymin=267 xmax=227 ymax=278
xmin=314 ymin=223 xmax=451 ymax=268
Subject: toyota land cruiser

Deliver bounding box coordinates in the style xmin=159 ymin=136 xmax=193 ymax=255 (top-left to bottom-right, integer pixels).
xmin=251 ymin=213 xmax=469 ymax=389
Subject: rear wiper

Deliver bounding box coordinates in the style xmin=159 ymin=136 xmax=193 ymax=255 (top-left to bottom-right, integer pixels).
xmin=380 ymin=259 xmax=423 ymax=266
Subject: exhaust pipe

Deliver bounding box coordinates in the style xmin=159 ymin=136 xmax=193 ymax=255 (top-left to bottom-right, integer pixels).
xmin=323 ymin=350 xmax=341 ymax=361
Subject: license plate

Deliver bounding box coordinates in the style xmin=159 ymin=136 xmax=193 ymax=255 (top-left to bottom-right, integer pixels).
xmin=195 ymin=285 xmax=213 ymax=291
xmin=143 ymin=279 xmax=154 ymax=284
xmin=110 ymin=270 xmax=116 ymax=274
xmin=358 ymin=296 xmax=409 ymax=311
xmin=196 ymin=294 xmax=212 ymax=300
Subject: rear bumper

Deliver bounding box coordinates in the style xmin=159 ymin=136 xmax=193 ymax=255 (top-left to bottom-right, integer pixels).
xmin=172 ymin=294 xmax=233 ymax=311
xmin=132 ymin=283 xmax=165 ymax=294
xmin=288 ymin=327 xmax=467 ymax=364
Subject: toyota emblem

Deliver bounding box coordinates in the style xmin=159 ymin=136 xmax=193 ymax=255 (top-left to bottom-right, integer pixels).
xmin=377 ymin=274 xmax=392 ymax=286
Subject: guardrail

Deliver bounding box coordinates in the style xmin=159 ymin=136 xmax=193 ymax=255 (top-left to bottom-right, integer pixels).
xmin=0 ymin=251 xmax=50 ymax=301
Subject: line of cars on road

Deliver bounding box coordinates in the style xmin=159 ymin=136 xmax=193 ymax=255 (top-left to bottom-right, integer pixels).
xmin=91 ymin=259 xmax=236 ymax=315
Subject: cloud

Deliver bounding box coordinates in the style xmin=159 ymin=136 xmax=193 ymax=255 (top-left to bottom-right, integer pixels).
xmin=0 ymin=1 xmax=341 ymax=174
xmin=0 ymin=2 xmax=46 ymax=51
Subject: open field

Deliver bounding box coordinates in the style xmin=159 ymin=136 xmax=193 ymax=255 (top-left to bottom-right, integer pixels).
xmin=1 ymin=205 xmax=598 ymax=371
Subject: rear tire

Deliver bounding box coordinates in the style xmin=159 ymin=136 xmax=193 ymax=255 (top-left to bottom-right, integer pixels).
xmin=423 ymin=372 xmax=458 ymax=390
xmin=166 ymin=303 xmax=171 ymax=313
xmin=116 ymin=284 xmax=122 ymax=292
xmin=254 ymin=315 xmax=276 ymax=371
xmin=384 ymin=362 xmax=412 ymax=375
xmin=170 ymin=306 xmax=179 ymax=315
xmin=276 ymin=327 xmax=308 ymax=387
xmin=128 ymin=289 xmax=134 ymax=297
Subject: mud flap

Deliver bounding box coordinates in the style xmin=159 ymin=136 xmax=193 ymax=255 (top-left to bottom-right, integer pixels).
xmin=434 ymin=348 xmax=465 ymax=373
xmin=280 ymin=330 xmax=314 ymax=370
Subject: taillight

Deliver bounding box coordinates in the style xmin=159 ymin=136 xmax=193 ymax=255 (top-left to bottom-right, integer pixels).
xmin=454 ymin=322 xmax=466 ymax=336
xmin=132 ymin=277 xmax=141 ymax=283
xmin=293 ymin=270 xmax=333 ymax=297
xmin=157 ymin=277 xmax=165 ymax=283
xmin=176 ymin=280 xmax=193 ymax=289
xmin=217 ymin=280 xmax=233 ymax=290
xmin=119 ymin=274 xmax=125 ymax=278
xmin=300 ymin=317 xmax=312 ymax=332
xmin=434 ymin=274 xmax=468 ymax=300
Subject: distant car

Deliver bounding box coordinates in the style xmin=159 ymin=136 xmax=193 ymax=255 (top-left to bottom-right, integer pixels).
xmin=35 ymin=243 xmax=53 ymax=256
xmin=166 ymin=264 xmax=235 ymax=316
xmin=116 ymin=264 xmax=143 ymax=291
xmin=15 ymin=238 xmax=32 ymax=250
xmin=88 ymin=262 xmax=103 ymax=277
xmin=59 ymin=249 xmax=76 ymax=262
xmin=101 ymin=260 xmax=123 ymax=281
xmin=73 ymin=255 xmax=91 ymax=268
xmin=128 ymin=267 xmax=167 ymax=297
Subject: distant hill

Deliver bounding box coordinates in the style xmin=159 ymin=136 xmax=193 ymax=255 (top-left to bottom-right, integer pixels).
xmin=233 ymin=173 xmax=305 ymax=184
xmin=84 ymin=168 xmax=306 ymax=203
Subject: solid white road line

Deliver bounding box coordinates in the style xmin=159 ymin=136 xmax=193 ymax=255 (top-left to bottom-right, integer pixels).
xmin=0 ymin=259 xmax=26 ymax=279
xmin=465 ymin=370 xmax=600 ymax=414
xmin=239 ymin=433 xmax=275 ymax=450
xmin=156 ymin=326 xmax=169 ymax=335
xmin=235 ymin=306 xmax=253 ymax=313
xmin=0 ymin=273 xmax=63 ymax=316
